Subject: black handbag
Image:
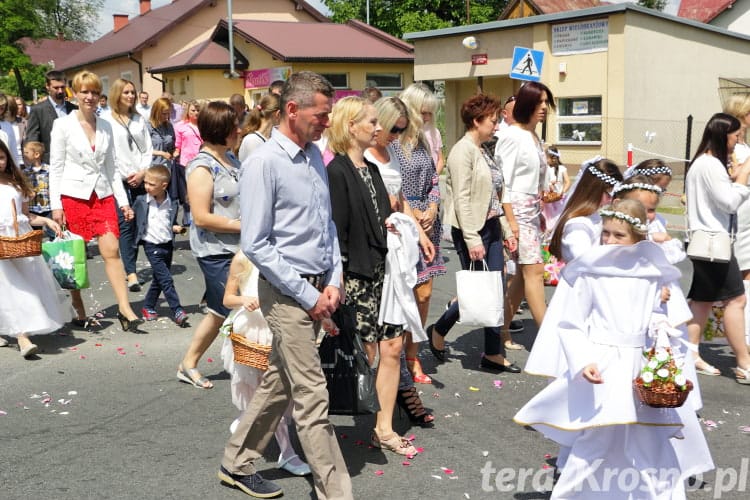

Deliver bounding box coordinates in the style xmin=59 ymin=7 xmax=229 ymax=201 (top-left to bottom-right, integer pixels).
xmin=319 ymin=304 xmax=380 ymax=415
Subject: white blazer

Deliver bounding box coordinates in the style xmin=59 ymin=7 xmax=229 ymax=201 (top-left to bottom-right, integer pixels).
xmin=49 ymin=112 xmax=129 ymax=211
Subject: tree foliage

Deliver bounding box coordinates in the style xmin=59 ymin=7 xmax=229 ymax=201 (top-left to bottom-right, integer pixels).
xmin=37 ymin=0 xmax=104 ymax=41
xmin=323 ymin=0 xmax=508 ymax=38
xmin=0 ymin=0 xmax=102 ymax=99
xmin=637 ymin=0 xmax=667 ymax=11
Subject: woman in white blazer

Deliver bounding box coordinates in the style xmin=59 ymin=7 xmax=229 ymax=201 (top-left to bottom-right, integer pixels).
xmin=494 ymin=81 xmax=555 ymax=339
xmin=49 ymin=71 xmax=141 ymax=331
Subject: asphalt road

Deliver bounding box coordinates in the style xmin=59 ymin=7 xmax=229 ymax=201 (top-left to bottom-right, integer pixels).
xmin=1 ymin=235 xmax=749 ymax=500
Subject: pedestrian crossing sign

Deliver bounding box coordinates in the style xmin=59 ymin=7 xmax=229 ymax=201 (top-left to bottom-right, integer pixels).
xmin=510 ymin=46 xmax=544 ymax=82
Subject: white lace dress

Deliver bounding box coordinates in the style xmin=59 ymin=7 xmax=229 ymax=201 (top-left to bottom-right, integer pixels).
xmin=0 ymin=183 xmax=71 ymax=336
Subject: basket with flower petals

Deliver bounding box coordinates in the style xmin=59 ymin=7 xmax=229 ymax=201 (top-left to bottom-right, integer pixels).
xmin=634 ymin=346 xmax=693 ymax=408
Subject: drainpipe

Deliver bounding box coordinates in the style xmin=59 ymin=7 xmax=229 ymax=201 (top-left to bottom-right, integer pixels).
xmin=128 ymin=53 xmax=144 ymax=88
xmin=227 ymin=0 xmax=237 ymax=78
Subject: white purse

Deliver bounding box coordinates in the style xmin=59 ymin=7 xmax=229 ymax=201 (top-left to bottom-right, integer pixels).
xmin=455 ymin=260 xmax=504 ymax=327
xmin=686 ymin=230 xmax=732 ymax=263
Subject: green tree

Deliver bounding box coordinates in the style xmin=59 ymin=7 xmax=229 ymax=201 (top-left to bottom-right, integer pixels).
xmin=0 ymin=0 xmax=44 ymax=99
xmin=37 ymin=0 xmax=104 ymax=41
xmin=324 ymin=0 xmax=508 ymax=38
xmin=638 ymin=0 xmax=667 ymax=11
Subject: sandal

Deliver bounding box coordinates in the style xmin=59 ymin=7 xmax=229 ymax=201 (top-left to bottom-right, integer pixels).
xmin=370 ymin=430 xmax=417 ymax=456
xmin=695 ymin=359 xmax=721 ymax=376
xmin=734 ymin=366 xmax=750 ymax=385
xmin=177 ymin=365 xmax=213 ymax=389
xmin=396 ymin=386 xmax=435 ymax=427
xmin=406 ymin=357 xmax=432 ymax=384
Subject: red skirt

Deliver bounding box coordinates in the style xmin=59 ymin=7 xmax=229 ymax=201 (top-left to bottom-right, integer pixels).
xmin=61 ymin=193 xmax=120 ymax=242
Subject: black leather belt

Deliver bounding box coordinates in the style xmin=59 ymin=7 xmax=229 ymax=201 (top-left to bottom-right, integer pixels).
xmin=260 ymin=271 xmax=328 ymax=292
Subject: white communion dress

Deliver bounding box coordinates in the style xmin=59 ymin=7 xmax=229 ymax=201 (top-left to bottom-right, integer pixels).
xmin=514 ymin=242 xmax=713 ymax=499
xmin=0 ymin=183 xmax=71 ymax=337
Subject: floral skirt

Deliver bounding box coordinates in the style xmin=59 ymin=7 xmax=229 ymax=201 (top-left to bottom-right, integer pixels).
xmin=512 ymin=196 xmax=544 ymax=265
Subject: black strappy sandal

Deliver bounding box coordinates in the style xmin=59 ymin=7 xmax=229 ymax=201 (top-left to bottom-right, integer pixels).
xmin=396 ymin=386 xmax=435 ymax=427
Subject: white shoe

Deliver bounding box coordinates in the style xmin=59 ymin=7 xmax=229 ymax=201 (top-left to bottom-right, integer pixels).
xmin=0 ymin=337 xmax=8 ymax=347
xmin=278 ymin=454 xmax=311 ymax=476
xmin=229 ymin=418 xmax=240 ymax=434
xmin=20 ymin=344 xmax=38 ymax=358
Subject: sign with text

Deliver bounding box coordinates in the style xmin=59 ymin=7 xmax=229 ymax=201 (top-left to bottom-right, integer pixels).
xmin=243 ymin=66 xmax=292 ymax=89
xmin=510 ymin=46 xmax=543 ymax=82
xmin=471 ymin=53 xmax=488 ymax=65
xmin=551 ymin=19 xmax=608 ymax=55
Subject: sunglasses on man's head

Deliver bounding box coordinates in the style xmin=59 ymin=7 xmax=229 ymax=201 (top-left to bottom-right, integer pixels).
xmin=390 ymin=125 xmax=407 ymax=134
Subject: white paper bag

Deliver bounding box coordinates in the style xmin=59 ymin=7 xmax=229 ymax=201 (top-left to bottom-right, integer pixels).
xmin=455 ymin=260 xmax=504 ymax=327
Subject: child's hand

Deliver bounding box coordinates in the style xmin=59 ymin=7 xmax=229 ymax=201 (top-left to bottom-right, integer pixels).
xmin=46 ymin=218 xmax=63 ymax=238
xmin=650 ymin=232 xmax=671 ymax=243
xmin=582 ymin=364 xmax=603 ymax=384
xmin=242 ymin=297 xmax=260 ymax=312
xmin=172 ymin=225 xmax=187 ymax=234
xmin=660 ymin=286 xmax=671 ymax=303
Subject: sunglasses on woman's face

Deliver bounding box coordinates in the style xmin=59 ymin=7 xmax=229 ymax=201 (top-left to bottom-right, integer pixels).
xmin=390 ymin=125 xmax=407 ymax=134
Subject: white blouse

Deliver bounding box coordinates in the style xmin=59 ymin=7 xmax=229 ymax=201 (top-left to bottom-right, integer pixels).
xmin=103 ymin=112 xmax=153 ymax=180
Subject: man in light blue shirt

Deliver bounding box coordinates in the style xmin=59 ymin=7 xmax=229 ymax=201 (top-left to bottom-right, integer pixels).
xmin=219 ymin=71 xmax=352 ymax=500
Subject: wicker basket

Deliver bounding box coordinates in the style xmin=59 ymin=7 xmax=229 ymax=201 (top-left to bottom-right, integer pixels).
xmin=230 ymin=332 xmax=272 ymax=371
xmin=0 ymin=201 xmax=43 ymax=260
xmin=541 ymin=191 xmax=563 ymax=203
xmin=634 ymin=378 xmax=693 ymax=408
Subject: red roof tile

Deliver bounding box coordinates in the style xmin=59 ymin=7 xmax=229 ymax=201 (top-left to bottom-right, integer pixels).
xmin=678 ymin=0 xmax=734 ymax=23
xmin=16 ymin=37 xmax=91 ymax=68
xmin=148 ymin=40 xmax=248 ymax=73
xmin=58 ymin=0 xmax=329 ymax=71
xmin=220 ymin=19 xmax=413 ymax=62
xmin=531 ymin=0 xmax=601 ymax=14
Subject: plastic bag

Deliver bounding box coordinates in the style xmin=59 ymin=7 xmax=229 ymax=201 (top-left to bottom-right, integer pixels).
xmin=41 ymin=230 xmax=89 ymax=289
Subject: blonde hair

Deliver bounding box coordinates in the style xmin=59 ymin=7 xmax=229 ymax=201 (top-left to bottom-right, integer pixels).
xmin=398 ymin=83 xmax=436 ymax=158
xmin=109 ymin=78 xmax=137 ymax=115
xmin=374 ymin=96 xmax=409 ymax=136
xmin=328 ymin=96 xmax=371 ymax=155
xmin=724 ymin=94 xmax=750 ymax=121
xmin=149 ymin=97 xmax=172 ymax=128
xmin=601 ymin=199 xmax=649 ymax=241
xmin=181 ymin=99 xmax=204 ymax=122
xmin=231 ymin=251 xmax=254 ymax=289
xmin=71 ymin=71 xmax=102 ymax=94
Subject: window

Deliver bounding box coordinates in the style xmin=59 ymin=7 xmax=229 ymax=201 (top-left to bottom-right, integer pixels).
xmin=100 ymin=76 xmax=110 ymax=95
xmin=120 ymin=71 xmax=133 ymax=82
xmin=320 ymin=73 xmax=348 ymax=89
xmin=365 ymin=73 xmax=402 ymax=90
xmin=556 ymin=96 xmax=602 ymax=145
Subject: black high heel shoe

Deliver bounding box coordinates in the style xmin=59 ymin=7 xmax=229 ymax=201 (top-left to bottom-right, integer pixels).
xmin=117 ymin=312 xmax=143 ymax=332
xmin=396 ymin=386 xmax=435 ymax=427
xmin=427 ymin=324 xmax=447 ymax=363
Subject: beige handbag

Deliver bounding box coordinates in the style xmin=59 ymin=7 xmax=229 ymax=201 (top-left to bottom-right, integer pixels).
xmin=686 ymin=230 xmax=732 ymax=263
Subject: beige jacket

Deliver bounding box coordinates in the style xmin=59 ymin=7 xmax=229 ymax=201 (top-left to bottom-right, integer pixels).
xmin=443 ymin=133 xmax=494 ymax=249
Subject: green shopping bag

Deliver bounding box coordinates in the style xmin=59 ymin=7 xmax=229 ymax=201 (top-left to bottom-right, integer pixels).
xmin=42 ymin=231 xmax=89 ymax=290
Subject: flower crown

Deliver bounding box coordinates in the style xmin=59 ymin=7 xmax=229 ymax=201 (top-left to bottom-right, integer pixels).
xmin=584 ymin=156 xmax=620 ymax=187
xmin=612 ymin=182 xmax=663 ymax=196
xmin=599 ymin=208 xmax=648 ymax=232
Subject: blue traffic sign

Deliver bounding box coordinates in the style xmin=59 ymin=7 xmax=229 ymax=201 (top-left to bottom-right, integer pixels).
xmin=510 ymin=46 xmax=544 ymax=82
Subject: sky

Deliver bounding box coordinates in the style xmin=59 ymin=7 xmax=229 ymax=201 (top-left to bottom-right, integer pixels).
xmin=97 ymin=0 xmax=329 ymax=37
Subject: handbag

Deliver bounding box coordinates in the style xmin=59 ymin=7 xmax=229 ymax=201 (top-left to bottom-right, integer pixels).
xmin=41 ymin=230 xmax=89 ymax=289
xmin=0 ymin=201 xmax=43 ymax=259
xmin=455 ymin=260 xmax=504 ymax=327
xmin=319 ymin=303 xmax=380 ymax=415
xmin=686 ymin=230 xmax=732 ymax=263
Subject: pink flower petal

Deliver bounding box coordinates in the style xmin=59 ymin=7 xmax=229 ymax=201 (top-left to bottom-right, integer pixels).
xmin=354 ymin=440 xmax=365 ymax=446
xmin=493 ymin=380 xmax=503 ymax=388
xmin=207 ymin=357 xmax=214 ymax=363
xmin=402 ymin=461 xmax=411 ymax=466
xmin=68 ymin=347 xmax=78 ymax=351
xmin=374 ymin=470 xmax=384 ymax=476
xmin=442 ymin=467 xmax=454 ymax=475
xmin=79 ymin=355 xmax=86 ymax=359
xmin=407 ymin=434 xmax=416 ymax=442
xmin=542 ymin=464 xmax=550 ymax=469
xmin=544 ymin=453 xmax=552 ymax=459
xmin=95 ymin=343 xmax=103 ymax=347
xmin=739 ymin=426 xmax=750 ymax=433
xmin=415 ymin=447 xmax=424 ymax=453
xmin=119 ymin=351 xmax=126 ymax=355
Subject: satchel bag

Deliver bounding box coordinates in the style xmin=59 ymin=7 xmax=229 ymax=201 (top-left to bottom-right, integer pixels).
xmin=319 ymin=303 xmax=380 ymax=415
xmin=0 ymin=201 xmax=43 ymax=260
xmin=41 ymin=230 xmax=89 ymax=289
xmin=686 ymin=230 xmax=732 ymax=263
xmin=455 ymin=260 xmax=504 ymax=327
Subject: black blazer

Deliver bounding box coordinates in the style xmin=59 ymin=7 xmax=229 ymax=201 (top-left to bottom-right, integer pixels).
xmin=25 ymin=98 xmax=78 ymax=163
xmin=328 ymin=154 xmax=392 ymax=280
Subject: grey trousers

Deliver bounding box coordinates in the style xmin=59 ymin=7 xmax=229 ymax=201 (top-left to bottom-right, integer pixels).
xmin=221 ymin=280 xmax=353 ymax=500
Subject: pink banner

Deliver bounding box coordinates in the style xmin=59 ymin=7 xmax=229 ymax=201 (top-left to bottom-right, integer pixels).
xmin=243 ymin=66 xmax=292 ymax=89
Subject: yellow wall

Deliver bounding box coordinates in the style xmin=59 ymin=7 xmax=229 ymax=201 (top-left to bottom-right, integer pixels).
xmin=78 ymin=0 xmax=322 ymax=102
